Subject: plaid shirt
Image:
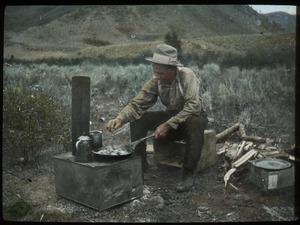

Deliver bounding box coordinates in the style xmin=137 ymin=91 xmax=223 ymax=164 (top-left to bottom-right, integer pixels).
xmin=117 ymin=67 xmax=205 ymax=129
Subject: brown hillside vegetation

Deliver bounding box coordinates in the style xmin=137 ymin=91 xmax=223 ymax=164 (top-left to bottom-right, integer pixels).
xmin=3 ymin=5 xmax=288 ymax=60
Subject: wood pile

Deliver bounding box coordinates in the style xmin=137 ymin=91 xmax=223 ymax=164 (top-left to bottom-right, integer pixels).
xmin=215 ymin=122 xmax=295 ymax=188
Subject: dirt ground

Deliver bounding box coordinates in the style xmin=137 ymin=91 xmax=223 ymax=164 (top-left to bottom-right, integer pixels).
xmin=2 ymin=94 xmax=298 ymax=223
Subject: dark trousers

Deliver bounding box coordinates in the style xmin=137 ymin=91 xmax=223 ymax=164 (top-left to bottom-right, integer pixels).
xmin=130 ymin=111 xmax=208 ymax=174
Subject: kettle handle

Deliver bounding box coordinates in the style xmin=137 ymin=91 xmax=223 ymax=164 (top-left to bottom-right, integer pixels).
xmin=76 ymin=140 xmax=82 ymax=151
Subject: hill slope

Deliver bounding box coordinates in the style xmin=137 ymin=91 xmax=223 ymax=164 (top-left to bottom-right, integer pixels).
xmin=264 ymin=11 xmax=296 ymax=32
xmin=4 ymin=5 xmax=284 ymax=45
xmin=3 ymin=5 xmax=289 ymax=60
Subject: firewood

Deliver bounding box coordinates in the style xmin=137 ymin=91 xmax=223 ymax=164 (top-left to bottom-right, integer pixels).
xmin=216 ymin=122 xmax=276 ymax=144
xmin=225 ymin=144 xmax=239 ymax=161
xmin=233 ymin=141 xmax=246 ymax=160
xmin=288 ymin=155 xmax=295 ymax=161
xmin=224 ymin=168 xmax=237 ymax=187
xmin=216 ymin=122 xmax=240 ymax=142
xmin=216 ymin=147 xmax=226 ymax=155
xmin=244 ymin=142 xmax=253 ymax=151
xmin=239 ymin=123 xmax=246 ymax=138
xmin=231 ymin=149 xmax=257 ymax=168
xmin=261 ymin=150 xmax=280 ymax=156
xmin=242 ymin=136 xmax=267 ymax=143
xmin=261 ymin=151 xmax=290 ymax=158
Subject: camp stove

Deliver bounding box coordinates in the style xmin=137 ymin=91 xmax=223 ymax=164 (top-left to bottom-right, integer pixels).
xmin=53 ymin=76 xmax=143 ymax=211
xmin=53 ymin=153 xmax=143 ymax=211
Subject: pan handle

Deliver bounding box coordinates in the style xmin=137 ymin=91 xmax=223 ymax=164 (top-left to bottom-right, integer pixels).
xmin=130 ymin=134 xmax=155 ymax=148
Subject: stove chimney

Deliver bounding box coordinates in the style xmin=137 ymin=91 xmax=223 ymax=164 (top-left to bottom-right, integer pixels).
xmin=72 ymin=76 xmax=90 ymax=155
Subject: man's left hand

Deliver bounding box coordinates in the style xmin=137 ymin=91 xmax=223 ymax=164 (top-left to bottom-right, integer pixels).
xmin=154 ymin=122 xmax=172 ymax=139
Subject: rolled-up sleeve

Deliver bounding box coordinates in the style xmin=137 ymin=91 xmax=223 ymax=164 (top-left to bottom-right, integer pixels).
xmin=117 ymin=77 xmax=158 ymax=124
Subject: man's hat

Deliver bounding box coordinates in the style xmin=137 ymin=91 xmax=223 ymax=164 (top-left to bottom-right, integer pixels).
xmin=145 ymin=44 xmax=183 ymax=67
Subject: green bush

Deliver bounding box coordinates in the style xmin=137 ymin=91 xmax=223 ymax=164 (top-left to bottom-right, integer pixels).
xmin=8 ymin=199 xmax=31 ymax=219
xmin=3 ymin=88 xmax=71 ymax=164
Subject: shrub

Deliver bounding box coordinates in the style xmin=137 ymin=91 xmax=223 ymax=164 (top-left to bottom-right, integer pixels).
xmin=8 ymin=199 xmax=31 ymax=219
xmin=198 ymin=63 xmax=295 ymax=139
xmin=3 ymin=88 xmax=71 ymax=164
xmin=3 ymin=56 xmax=295 ymax=151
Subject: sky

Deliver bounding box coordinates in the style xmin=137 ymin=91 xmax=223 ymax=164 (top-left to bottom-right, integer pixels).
xmin=249 ymin=5 xmax=296 ymax=15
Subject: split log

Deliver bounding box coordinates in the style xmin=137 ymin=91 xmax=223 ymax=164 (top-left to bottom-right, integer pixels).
xmin=225 ymin=144 xmax=239 ymax=160
xmin=231 ymin=149 xmax=258 ymax=168
xmin=233 ymin=141 xmax=246 ymax=160
xmin=288 ymin=155 xmax=295 ymax=161
xmin=244 ymin=142 xmax=253 ymax=151
xmin=261 ymin=150 xmax=280 ymax=156
xmin=261 ymin=151 xmax=290 ymax=158
xmin=224 ymin=168 xmax=237 ymax=187
xmin=216 ymin=147 xmax=226 ymax=155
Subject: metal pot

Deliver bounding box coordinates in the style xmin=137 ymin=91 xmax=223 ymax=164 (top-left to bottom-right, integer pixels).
xmin=252 ymin=158 xmax=292 ymax=170
xmin=89 ymin=130 xmax=103 ymax=149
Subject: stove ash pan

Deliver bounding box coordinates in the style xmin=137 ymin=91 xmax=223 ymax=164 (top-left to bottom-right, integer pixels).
xmin=53 ymin=152 xmax=143 ymax=211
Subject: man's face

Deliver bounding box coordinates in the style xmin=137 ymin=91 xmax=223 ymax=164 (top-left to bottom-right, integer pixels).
xmin=152 ymin=63 xmax=175 ymax=85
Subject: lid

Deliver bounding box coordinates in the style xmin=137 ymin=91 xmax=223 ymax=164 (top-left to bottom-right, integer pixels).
xmin=90 ymin=130 xmax=102 ymax=134
xmin=252 ymin=158 xmax=291 ymax=170
xmin=78 ymin=136 xmax=91 ymax=141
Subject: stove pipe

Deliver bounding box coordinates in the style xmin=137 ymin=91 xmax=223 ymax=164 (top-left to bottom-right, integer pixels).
xmin=72 ymin=76 xmax=90 ymax=155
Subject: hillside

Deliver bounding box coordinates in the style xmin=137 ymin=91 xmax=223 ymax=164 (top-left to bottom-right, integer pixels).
xmin=264 ymin=11 xmax=296 ymax=32
xmin=3 ymin=5 xmax=288 ymax=60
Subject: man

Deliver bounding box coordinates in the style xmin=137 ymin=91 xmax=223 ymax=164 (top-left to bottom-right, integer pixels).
xmin=107 ymin=44 xmax=208 ymax=192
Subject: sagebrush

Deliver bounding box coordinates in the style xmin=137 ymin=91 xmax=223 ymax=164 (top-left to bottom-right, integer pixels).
xmin=3 ymin=88 xmax=71 ymax=164
xmin=3 ymin=50 xmax=295 ymax=165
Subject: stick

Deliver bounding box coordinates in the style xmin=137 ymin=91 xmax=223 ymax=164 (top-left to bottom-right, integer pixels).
xmin=216 ymin=122 xmax=240 ymax=142
xmin=229 ymin=182 xmax=238 ymax=190
xmin=233 ymin=141 xmax=246 ymax=160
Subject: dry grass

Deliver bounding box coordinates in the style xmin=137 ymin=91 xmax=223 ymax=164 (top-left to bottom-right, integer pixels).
xmin=6 ymin=32 xmax=293 ymax=61
xmin=78 ymin=41 xmax=162 ymax=59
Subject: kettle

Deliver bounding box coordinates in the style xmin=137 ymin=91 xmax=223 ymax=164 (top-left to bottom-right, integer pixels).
xmin=75 ymin=136 xmax=93 ymax=163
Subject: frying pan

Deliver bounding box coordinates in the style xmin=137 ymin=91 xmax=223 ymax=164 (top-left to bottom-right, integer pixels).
xmin=93 ymin=134 xmax=154 ymax=161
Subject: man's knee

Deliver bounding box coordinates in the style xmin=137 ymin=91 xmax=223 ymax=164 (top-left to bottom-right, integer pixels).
xmin=185 ymin=115 xmax=207 ymax=131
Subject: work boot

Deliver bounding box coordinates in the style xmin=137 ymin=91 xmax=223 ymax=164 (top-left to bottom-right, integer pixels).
xmin=176 ymin=173 xmax=195 ymax=192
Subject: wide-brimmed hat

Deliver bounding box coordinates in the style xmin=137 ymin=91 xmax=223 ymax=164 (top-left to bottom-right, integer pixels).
xmin=145 ymin=44 xmax=183 ymax=67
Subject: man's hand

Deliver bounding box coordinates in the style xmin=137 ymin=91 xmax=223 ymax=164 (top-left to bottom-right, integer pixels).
xmin=106 ymin=118 xmax=122 ymax=132
xmin=154 ymin=122 xmax=172 ymax=139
